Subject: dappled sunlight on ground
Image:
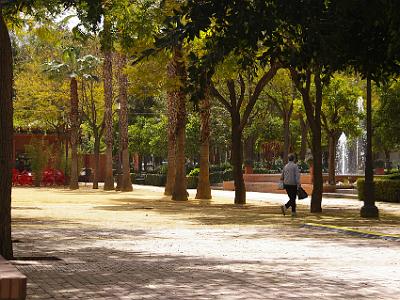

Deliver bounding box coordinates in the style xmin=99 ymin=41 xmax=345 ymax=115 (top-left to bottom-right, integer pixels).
xmin=10 ymin=186 xmax=400 ymax=299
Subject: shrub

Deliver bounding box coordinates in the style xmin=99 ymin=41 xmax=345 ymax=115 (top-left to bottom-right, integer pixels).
xmin=297 ymin=160 xmax=310 ymax=173
xmin=386 ymin=172 xmax=400 ymax=180
xmin=209 ymin=171 xmax=224 ymax=184
xmin=186 ymin=176 xmax=198 ymax=189
xmin=223 ymin=169 xmax=233 ymax=181
xmin=273 ymin=158 xmax=284 ymax=170
xmin=374 ymin=160 xmax=385 ymax=168
xmin=210 ymin=163 xmax=232 ymax=173
xmin=25 ymin=139 xmax=52 ymax=186
xmin=188 ymin=168 xmax=200 ymax=177
xmin=357 ymin=178 xmax=400 ymax=203
xmin=253 ymin=168 xmax=269 ymax=174
xmin=253 ymin=168 xmax=282 ymax=174
xmin=130 ymin=173 xmax=136 ymax=183
xmin=144 ymin=174 xmax=166 ymax=186
xmin=152 ymin=164 xmax=168 ymax=175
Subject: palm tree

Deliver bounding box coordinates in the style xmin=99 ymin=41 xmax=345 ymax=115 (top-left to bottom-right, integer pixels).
xmin=45 ymin=49 xmax=100 ymax=190
xmin=102 ymin=14 xmax=115 ymax=191
xmin=196 ymin=82 xmax=212 ymax=199
xmin=80 ymin=72 xmax=105 ymax=189
xmin=169 ymin=46 xmax=188 ymax=201
xmin=117 ymin=53 xmax=133 ymax=191
xmin=164 ymin=78 xmax=177 ymax=196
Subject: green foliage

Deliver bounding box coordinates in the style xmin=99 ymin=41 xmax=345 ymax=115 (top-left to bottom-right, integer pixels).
xmin=58 ymin=148 xmax=70 ymax=178
xmin=374 ymin=160 xmax=385 ymax=168
xmin=297 ymin=160 xmax=310 ymax=173
xmin=357 ymin=179 xmax=400 ymax=203
xmin=223 ymin=169 xmax=233 ymax=181
xmin=209 ymin=172 xmax=223 ymax=184
xmin=210 ymin=163 xmax=232 ymax=173
xmin=24 ymin=139 xmax=51 ymax=186
xmin=322 ymin=74 xmax=363 ymax=138
xmin=188 ymin=168 xmax=200 ymax=177
xmin=153 ymin=164 xmax=168 ymax=175
xmin=374 ymin=81 xmax=400 ymax=152
xmin=186 ymin=176 xmax=198 ymax=189
xmin=185 ymin=114 xmax=200 ymax=159
xmin=386 ymin=173 xmax=400 ymax=180
xmin=128 ymin=116 xmax=168 ymax=158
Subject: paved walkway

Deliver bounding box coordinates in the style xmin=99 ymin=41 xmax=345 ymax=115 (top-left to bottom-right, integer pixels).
xmin=10 ymin=186 xmax=400 ymax=299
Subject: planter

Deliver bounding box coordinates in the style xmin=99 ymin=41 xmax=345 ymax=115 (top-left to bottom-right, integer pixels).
xmin=244 ymin=165 xmax=253 ymax=174
xmin=323 ymin=184 xmax=336 ymax=193
xmin=374 ymin=168 xmax=385 ymax=175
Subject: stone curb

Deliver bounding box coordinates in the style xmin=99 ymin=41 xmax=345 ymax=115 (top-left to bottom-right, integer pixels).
xmin=302 ymin=223 xmax=400 ymax=242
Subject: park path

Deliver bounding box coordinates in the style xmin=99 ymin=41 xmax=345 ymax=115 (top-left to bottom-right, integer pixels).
xmin=10 ymin=186 xmax=400 ymax=300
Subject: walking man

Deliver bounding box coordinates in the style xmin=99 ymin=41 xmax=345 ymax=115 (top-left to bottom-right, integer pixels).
xmin=280 ymin=153 xmax=301 ymax=217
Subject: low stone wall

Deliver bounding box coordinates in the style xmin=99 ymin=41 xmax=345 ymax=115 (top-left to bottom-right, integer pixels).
xmin=223 ymin=174 xmax=314 ymax=195
xmin=0 ymin=256 xmax=27 ymax=300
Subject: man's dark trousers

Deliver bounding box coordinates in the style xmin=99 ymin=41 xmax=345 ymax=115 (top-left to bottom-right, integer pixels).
xmin=284 ymin=185 xmax=297 ymax=213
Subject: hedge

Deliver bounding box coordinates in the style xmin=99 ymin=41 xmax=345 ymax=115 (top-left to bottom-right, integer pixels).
xmin=223 ymin=169 xmax=233 ymax=181
xmin=144 ymin=174 xmax=166 ymax=186
xmin=210 ymin=172 xmax=223 ymax=184
xmin=357 ymin=178 xmax=400 ymax=203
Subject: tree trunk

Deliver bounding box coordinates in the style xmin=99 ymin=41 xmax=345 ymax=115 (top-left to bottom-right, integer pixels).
xmin=299 ymin=116 xmax=308 ymax=161
xmin=0 ymin=10 xmax=14 ymax=259
xmin=164 ymin=88 xmax=177 ymax=194
xmin=93 ymin=132 xmax=100 ymax=189
xmin=65 ymin=133 xmax=69 ymax=185
xmin=117 ymin=53 xmax=133 ymax=191
xmin=244 ymin=136 xmax=255 ymax=171
xmin=309 ymin=74 xmax=323 ymax=213
xmin=283 ymin=112 xmax=291 ymax=163
xmin=168 ymin=46 xmax=188 ymax=201
xmin=102 ymin=17 xmax=114 ymax=191
xmin=172 ymin=116 xmax=188 ymax=201
xmin=196 ymin=85 xmax=212 ymax=200
xmin=115 ymin=151 xmax=121 ymax=191
xmin=361 ymin=76 xmax=379 ymax=218
xmin=327 ymin=133 xmax=336 ymax=185
xmin=231 ymin=114 xmax=246 ymax=205
xmin=69 ymin=77 xmax=79 ymax=190
xmin=311 ymin=129 xmax=323 ymax=212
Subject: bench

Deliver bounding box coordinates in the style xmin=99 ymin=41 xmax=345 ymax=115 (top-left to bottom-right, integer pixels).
xmin=0 ymin=256 xmax=26 ymax=300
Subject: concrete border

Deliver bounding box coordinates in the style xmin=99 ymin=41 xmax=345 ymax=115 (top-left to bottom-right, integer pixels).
xmin=302 ymin=223 xmax=400 ymax=242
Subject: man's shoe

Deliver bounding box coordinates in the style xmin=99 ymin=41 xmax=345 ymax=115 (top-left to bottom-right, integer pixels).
xmin=280 ymin=205 xmax=286 ymax=216
xmin=291 ymin=212 xmax=297 ymax=217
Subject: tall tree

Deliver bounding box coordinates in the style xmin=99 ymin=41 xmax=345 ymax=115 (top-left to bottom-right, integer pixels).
xmin=155 ymin=0 xmax=284 ymax=204
xmin=0 ymin=0 xmax=103 ymax=260
xmin=210 ymin=63 xmax=280 ymax=204
xmin=45 ymin=49 xmax=100 ymax=189
xmin=265 ymin=70 xmax=297 ymax=163
xmin=333 ymin=0 xmax=400 ymax=217
xmin=276 ymin=0 xmax=344 ymax=212
xmin=195 ymin=78 xmax=212 ymax=200
xmin=80 ymin=74 xmax=105 ymax=189
xmin=116 ymin=52 xmax=133 ymax=191
xmin=321 ymin=75 xmax=361 ymax=185
xmin=164 ymin=62 xmax=178 ymax=195
xmin=374 ymin=81 xmax=400 ymax=156
xmin=102 ymin=9 xmax=114 ymax=190
xmin=170 ymin=45 xmax=188 ymax=201
xmin=0 ymin=6 xmax=14 ymax=259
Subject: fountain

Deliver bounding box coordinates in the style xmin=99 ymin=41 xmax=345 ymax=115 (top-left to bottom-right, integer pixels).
xmin=335 ymin=97 xmax=366 ymax=175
